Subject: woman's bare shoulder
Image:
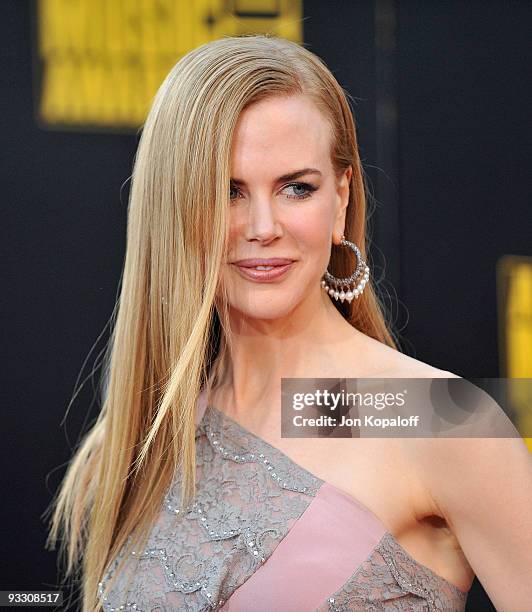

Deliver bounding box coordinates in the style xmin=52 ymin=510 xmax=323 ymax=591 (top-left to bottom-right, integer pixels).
xmin=359 ymin=332 xmax=460 ymax=379
xmin=361 ymin=343 xmax=465 ymax=508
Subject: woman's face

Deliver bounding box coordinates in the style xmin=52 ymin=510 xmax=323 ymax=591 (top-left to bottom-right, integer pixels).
xmin=221 ymin=94 xmax=351 ymax=321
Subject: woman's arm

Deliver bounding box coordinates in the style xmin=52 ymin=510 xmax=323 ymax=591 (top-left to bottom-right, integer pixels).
xmin=422 ymin=435 xmax=532 ymax=611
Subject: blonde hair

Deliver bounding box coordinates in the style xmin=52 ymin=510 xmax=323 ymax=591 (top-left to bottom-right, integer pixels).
xmin=45 ymin=34 xmax=400 ymax=611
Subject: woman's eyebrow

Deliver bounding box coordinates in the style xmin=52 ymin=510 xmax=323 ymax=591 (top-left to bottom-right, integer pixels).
xmin=230 ymin=168 xmax=322 ymax=185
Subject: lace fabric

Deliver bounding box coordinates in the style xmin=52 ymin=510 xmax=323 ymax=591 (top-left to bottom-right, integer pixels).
xmin=97 ymin=403 xmax=469 ymax=611
xmin=317 ymin=531 xmax=467 ymax=611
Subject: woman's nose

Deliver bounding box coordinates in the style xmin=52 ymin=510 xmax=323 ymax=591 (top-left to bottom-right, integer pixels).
xmin=243 ymin=195 xmax=282 ymax=242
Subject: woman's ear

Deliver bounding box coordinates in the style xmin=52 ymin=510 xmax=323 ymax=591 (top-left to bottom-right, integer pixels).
xmin=334 ymin=165 xmax=352 ymax=239
xmin=337 ymin=165 xmax=352 ymax=208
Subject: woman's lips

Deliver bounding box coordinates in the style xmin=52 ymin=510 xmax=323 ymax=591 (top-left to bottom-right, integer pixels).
xmin=232 ymin=261 xmax=295 ymax=281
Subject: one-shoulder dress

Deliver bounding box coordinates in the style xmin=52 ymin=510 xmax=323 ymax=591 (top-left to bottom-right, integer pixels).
xmin=98 ymin=391 xmax=470 ymax=611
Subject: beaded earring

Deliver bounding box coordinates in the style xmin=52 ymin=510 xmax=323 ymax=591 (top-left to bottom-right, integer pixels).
xmin=321 ymin=234 xmax=370 ymax=303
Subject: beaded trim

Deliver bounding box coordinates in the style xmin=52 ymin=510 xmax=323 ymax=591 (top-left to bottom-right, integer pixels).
xmin=378 ymin=533 xmax=437 ymax=611
xmin=378 ymin=532 xmax=467 ymax=605
xmin=201 ymin=404 xmax=323 ymax=496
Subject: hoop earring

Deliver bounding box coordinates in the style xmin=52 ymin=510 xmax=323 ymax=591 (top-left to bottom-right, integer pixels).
xmin=321 ymin=235 xmax=370 ymax=303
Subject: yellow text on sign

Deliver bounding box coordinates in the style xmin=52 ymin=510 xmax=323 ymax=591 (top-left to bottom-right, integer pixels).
xmin=36 ymin=0 xmax=303 ymax=130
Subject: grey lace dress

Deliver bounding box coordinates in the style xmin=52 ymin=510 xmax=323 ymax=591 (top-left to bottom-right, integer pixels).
xmin=97 ymin=398 xmax=470 ymax=611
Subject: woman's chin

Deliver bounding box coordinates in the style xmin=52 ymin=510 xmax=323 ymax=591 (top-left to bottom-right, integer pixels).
xmin=228 ymin=298 xmax=301 ymax=321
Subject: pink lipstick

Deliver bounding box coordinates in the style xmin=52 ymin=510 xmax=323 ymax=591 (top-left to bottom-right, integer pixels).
xmin=232 ymin=258 xmax=295 ymax=282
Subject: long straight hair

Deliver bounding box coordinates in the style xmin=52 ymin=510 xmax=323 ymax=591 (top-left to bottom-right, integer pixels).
xmin=45 ymin=34 xmax=400 ymax=611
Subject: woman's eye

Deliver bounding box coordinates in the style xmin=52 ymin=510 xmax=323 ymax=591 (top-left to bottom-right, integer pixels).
xmin=283 ymin=182 xmax=317 ymax=200
xmin=229 ymin=182 xmax=317 ymax=202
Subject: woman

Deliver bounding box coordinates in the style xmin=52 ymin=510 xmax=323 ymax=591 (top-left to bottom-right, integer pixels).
xmin=46 ymin=34 xmax=532 ymax=611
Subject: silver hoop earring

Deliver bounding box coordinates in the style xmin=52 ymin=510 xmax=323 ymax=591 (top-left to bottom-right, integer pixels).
xmin=321 ymin=235 xmax=370 ymax=303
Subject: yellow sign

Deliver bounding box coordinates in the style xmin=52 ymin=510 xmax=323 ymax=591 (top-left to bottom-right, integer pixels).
xmin=35 ymin=0 xmax=303 ymax=130
xmin=497 ymin=255 xmax=532 ymax=451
